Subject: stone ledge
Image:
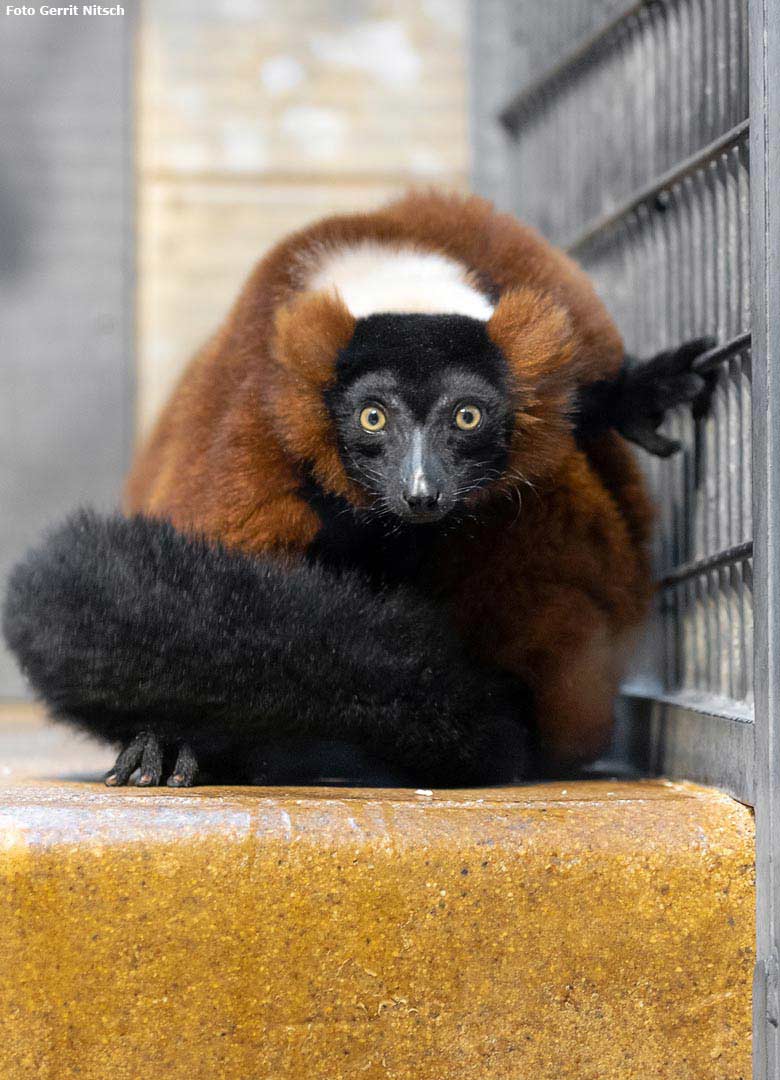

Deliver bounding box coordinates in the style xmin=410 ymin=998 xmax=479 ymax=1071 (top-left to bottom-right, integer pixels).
xmin=0 ymin=776 xmax=754 ymax=1080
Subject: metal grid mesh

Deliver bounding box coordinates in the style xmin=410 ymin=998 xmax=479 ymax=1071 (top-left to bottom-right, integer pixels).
xmin=504 ymin=0 xmax=638 ymax=89
xmin=472 ymin=0 xmax=754 ymax=795
xmin=578 ymin=132 xmax=753 ymax=721
xmin=504 ymin=0 xmax=749 ymax=244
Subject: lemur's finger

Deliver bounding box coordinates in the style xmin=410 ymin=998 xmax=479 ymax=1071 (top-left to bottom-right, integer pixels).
xmin=655 ymin=372 xmax=707 ymax=407
xmin=136 ymin=733 xmax=164 ymax=786
xmin=620 ymin=419 xmax=682 ymax=457
xmin=104 ymin=732 xmax=147 ymax=786
xmin=664 ymin=336 xmax=717 ymax=373
xmin=166 ymin=743 xmax=199 ymax=788
xmin=640 ymin=337 xmax=715 ymax=379
xmin=692 ymin=369 xmax=719 ymax=420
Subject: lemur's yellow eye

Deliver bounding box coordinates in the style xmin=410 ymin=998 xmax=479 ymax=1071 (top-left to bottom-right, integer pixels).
xmin=359 ymin=405 xmax=386 ymax=432
xmin=455 ymin=405 xmax=482 ymax=431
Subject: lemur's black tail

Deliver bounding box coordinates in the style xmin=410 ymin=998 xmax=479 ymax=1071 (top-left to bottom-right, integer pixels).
xmin=2 ymin=510 xmax=531 ymax=786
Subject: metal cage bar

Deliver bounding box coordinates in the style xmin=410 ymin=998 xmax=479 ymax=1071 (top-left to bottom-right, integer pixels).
xmin=748 ymin=0 xmax=780 ymax=1071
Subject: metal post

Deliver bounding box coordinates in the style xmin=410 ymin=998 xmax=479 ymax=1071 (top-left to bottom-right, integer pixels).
xmin=749 ymin=0 xmax=780 ymax=1074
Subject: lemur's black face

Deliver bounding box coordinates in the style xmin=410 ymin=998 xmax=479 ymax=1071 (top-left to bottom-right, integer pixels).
xmin=328 ymin=313 xmax=514 ymax=523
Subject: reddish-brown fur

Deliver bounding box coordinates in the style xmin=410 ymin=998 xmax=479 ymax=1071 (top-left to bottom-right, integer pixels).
xmin=126 ymin=191 xmax=653 ymax=766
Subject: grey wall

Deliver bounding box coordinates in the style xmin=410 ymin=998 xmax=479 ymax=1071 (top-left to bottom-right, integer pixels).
xmin=0 ymin=11 xmax=135 ymax=698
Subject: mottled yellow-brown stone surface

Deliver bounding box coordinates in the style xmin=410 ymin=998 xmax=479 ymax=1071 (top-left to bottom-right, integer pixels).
xmin=0 ymin=778 xmax=753 ymax=1080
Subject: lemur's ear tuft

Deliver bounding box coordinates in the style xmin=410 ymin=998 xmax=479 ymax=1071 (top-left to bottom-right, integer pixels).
xmin=272 ymin=289 xmax=355 ymax=385
xmin=269 ymin=290 xmax=362 ymax=500
xmin=486 ymin=287 xmax=578 ymax=391
xmin=487 ymin=288 xmax=581 ymax=481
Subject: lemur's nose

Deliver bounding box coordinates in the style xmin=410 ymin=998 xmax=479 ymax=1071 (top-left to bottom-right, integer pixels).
xmin=403 ymin=474 xmax=440 ymax=512
xmin=400 ymin=428 xmax=444 ymax=514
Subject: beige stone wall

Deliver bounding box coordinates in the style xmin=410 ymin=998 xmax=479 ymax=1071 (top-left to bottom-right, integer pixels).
xmin=137 ymin=0 xmax=470 ymax=436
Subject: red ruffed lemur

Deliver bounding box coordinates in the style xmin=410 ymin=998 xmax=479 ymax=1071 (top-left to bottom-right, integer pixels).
xmin=3 ymin=192 xmax=713 ymax=787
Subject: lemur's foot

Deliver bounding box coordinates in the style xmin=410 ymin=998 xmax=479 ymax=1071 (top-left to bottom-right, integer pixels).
xmin=618 ymin=336 xmax=717 ymax=457
xmin=104 ymin=733 xmax=199 ymax=787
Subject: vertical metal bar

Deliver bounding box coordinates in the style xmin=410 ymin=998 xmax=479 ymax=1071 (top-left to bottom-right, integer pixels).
xmin=702 ymin=164 xmax=716 ymax=694
xmin=749 ymin=0 xmax=780 ymax=1073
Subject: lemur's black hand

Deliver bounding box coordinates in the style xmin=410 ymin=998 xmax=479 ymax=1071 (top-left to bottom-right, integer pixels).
xmin=575 ymin=336 xmax=717 ymax=457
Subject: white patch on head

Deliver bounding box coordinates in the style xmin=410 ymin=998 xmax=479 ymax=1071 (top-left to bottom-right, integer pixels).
xmin=303 ymin=243 xmax=494 ymax=320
